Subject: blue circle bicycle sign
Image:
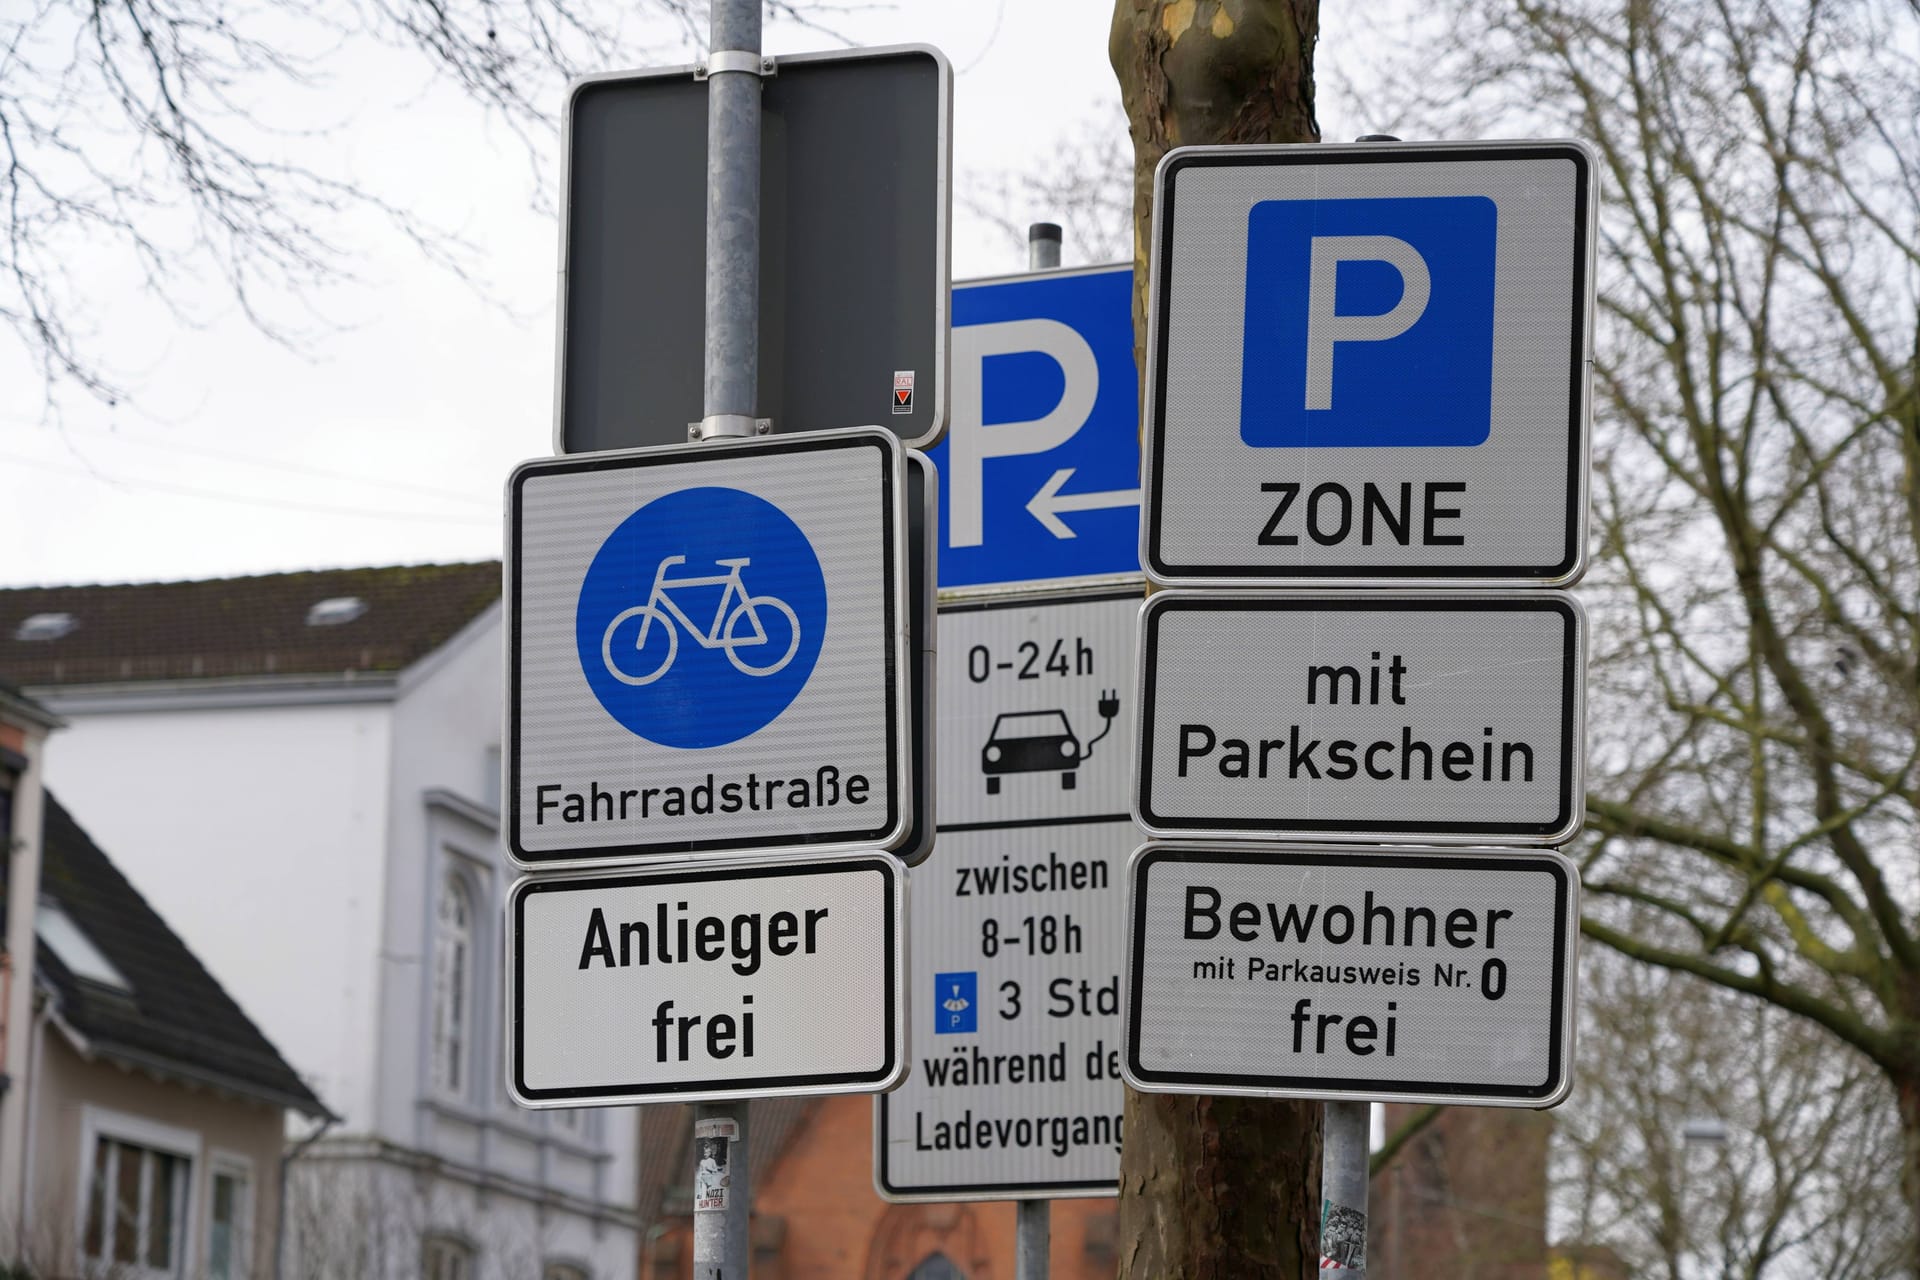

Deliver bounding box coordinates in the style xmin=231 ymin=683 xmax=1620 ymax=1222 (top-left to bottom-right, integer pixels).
xmin=575 ymin=486 xmax=828 ymax=749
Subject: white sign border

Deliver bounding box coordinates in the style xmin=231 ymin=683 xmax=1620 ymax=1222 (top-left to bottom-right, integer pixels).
xmin=506 ymin=851 xmax=910 ymax=1108
xmin=1133 ymin=589 xmax=1587 ymax=847
xmin=505 ymin=427 xmax=914 ymax=870
xmin=1140 ymin=138 xmax=1598 ymax=589
xmin=1121 ymin=841 xmax=1580 ymax=1108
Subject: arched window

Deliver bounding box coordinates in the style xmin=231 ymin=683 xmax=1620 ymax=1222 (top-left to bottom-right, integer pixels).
xmin=423 ymin=1235 xmax=475 ymax=1280
xmin=905 ymin=1254 xmax=966 ymax=1280
xmin=431 ymin=874 xmax=474 ymax=1097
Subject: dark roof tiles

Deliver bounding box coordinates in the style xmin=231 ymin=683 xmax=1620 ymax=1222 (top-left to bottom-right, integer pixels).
xmin=30 ymin=792 xmax=330 ymax=1117
xmin=0 ymin=562 xmax=501 ymax=686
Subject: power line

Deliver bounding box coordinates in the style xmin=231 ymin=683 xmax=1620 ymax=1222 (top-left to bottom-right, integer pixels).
xmin=10 ymin=421 xmax=499 ymax=508
xmin=0 ymin=452 xmax=498 ymax=526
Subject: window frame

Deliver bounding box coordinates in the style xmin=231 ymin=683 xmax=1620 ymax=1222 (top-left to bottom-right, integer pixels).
xmin=422 ymin=1232 xmax=477 ymax=1280
xmin=430 ymin=868 xmax=478 ymax=1100
xmin=204 ymin=1149 xmax=255 ymax=1280
xmin=75 ymin=1106 xmax=200 ymax=1279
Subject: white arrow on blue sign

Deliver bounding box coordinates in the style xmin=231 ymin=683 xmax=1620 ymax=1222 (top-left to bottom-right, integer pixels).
xmin=928 ymin=266 xmax=1143 ymax=592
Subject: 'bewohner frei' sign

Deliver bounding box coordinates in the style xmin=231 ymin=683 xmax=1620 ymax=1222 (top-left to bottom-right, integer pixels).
xmin=508 ymin=853 xmax=907 ymax=1106
xmin=1124 ymin=844 xmax=1578 ymax=1107
xmin=507 ymin=428 xmax=912 ymax=868
xmin=1141 ymin=139 xmax=1597 ymax=586
xmin=1134 ymin=592 xmax=1585 ymax=846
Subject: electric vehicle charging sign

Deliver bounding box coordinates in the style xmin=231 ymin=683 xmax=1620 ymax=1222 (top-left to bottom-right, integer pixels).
xmin=877 ymin=591 xmax=1139 ymax=1201
xmin=1124 ymin=843 xmax=1579 ymax=1107
xmin=508 ymin=429 xmax=911 ymax=867
xmin=1142 ymin=140 xmax=1597 ymax=586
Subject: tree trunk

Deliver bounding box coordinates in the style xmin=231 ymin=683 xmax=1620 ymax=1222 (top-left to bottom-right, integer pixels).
xmin=1109 ymin=0 xmax=1320 ymax=371
xmin=1900 ymin=1066 xmax=1920 ymax=1276
xmin=1117 ymin=1091 xmax=1322 ymax=1278
xmin=1110 ymin=2 xmax=1322 ymax=1276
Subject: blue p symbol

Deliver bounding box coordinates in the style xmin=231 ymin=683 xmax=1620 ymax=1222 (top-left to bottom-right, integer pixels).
xmin=1239 ymin=195 xmax=1498 ymax=448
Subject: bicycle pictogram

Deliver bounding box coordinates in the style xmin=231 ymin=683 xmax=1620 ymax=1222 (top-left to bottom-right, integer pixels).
xmin=576 ymin=485 xmax=827 ymax=750
xmin=601 ymin=555 xmax=801 ymax=686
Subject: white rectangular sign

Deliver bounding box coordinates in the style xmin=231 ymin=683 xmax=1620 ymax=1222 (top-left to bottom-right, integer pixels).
xmin=877 ymin=591 xmax=1140 ymax=1201
xmin=508 ymin=429 xmax=912 ymax=867
xmin=1136 ymin=592 xmax=1585 ymax=845
xmin=938 ymin=592 xmax=1139 ymax=828
xmin=1142 ymin=140 xmax=1596 ymax=586
xmin=1124 ymin=843 xmax=1578 ymax=1107
xmin=876 ymin=823 xmax=1131 ymax=1200
xmin=508 ymin=853 xmax=907 ymax=1106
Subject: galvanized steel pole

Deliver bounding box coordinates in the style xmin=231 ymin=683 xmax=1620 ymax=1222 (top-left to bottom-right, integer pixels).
xmin=1027 ymin=222 xmax=1063 ymax=270
xmin=692 ymin=1105 xmax=751 ymax=1278
xmin=1318 ymin=1101 xmax=1370 ymax=1277
xmin=693 ymin=2 xmax=763 ymax=1275
xmin=1015 ymin=1199 xmax=1050 ymax=1280
xmin=699 ymin=0 xmax=764 ymax=440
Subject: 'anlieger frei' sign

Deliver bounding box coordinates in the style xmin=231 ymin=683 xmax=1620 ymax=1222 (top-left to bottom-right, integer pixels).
xmin=508 ymin=853 xmax=906 ymax=1106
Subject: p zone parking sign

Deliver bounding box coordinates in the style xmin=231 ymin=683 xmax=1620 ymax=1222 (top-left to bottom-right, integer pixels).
xmin=508 ymin=429 xmax=911 ymax=867
xmin=1143 ymin=140 xmax=1597 ymax=586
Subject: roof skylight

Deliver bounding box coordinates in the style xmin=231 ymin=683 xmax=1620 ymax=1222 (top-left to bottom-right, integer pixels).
xmin=37 ymin=900 xmax=130 ymax=990
xmin=14 ymin=612 xmax=76 ymax=642
xmin=305 ymin=596 xmax=368 ymax=627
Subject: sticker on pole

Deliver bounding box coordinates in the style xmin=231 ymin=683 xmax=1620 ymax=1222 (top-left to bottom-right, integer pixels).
xmin=1124 ymin=843 xmax=1579 ymax=1107
xmin=508 ymin=429 xmax=912 ymax=867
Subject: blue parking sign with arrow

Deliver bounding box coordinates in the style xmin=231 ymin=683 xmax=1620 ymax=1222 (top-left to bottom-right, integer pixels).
xmin=928 ymin=266 xmax=1142 ymax=590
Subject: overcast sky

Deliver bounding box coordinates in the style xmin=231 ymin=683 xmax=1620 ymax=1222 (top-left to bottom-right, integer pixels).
xmin=0 ymin=0 xmax=1376 ymax=589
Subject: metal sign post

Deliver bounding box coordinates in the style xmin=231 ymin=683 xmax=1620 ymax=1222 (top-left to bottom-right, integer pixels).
xmin=700 ymin=3 xmax=762 ymax=1272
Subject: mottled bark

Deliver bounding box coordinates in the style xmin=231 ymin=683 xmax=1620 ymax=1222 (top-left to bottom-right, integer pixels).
xmin=1116 ymin=1091 xmax=1322 ymax=1279
xmin=1108 ymin=0 xmax=1320 ymax=373
xmin=1110 ymin=7 xmax=1321 ymax=1272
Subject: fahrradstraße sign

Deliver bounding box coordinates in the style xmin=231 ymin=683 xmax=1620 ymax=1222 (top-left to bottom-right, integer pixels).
xmin=507 ymin=428 xmax=912 ymax=868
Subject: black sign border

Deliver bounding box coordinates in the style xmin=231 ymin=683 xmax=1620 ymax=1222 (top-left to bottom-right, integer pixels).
xmin=1143 ymin=142 xmax=1594 ymax=584
xmin=507 ymin=432 xmax=905 ymax=865
xmin=1136 ymin=593 xmax=1582 ymax=841
xmin=511 ymin=856 xmax=901 ymax=1103
xmin=1124 ymin=844 xmax=1572 ymax=1102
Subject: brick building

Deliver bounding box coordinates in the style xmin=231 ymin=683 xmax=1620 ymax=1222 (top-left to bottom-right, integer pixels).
xmin=638 ymin=1096 xmax=1118 ymax=1280
xmin=1371 ymin=1104 xmax=1552 ymax=1279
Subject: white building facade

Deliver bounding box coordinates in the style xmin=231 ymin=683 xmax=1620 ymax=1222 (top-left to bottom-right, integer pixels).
xmin=2 ymin=565 xmax=637 ymax=1280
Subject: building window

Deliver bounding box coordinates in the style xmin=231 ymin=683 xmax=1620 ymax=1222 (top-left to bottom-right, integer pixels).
xmin=431 ymin=873 xmax=474 ymax=1097
xmin=82 ymin=1135 xmax=189 ymax=1276
xmin=906 ymin=1254 xmax=967 ymax=1280
xmin=552 ymin=1107 xmax=585 ymax=1138
xmin=423 ymin=1235 xmax=475 ymax=1280
xmin=206 ymin=1158 xmax=252 ymax=1280
xmin=544 ymin=1264 xmax=589 ymax=1280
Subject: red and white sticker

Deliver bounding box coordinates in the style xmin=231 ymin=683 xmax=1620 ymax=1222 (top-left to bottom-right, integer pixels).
xmin=892 ymin=369 xmax=915 ymax=414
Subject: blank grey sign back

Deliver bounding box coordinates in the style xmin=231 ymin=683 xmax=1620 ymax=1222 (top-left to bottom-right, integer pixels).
xmin=560 ymin=49 xmax=949 ymax=452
